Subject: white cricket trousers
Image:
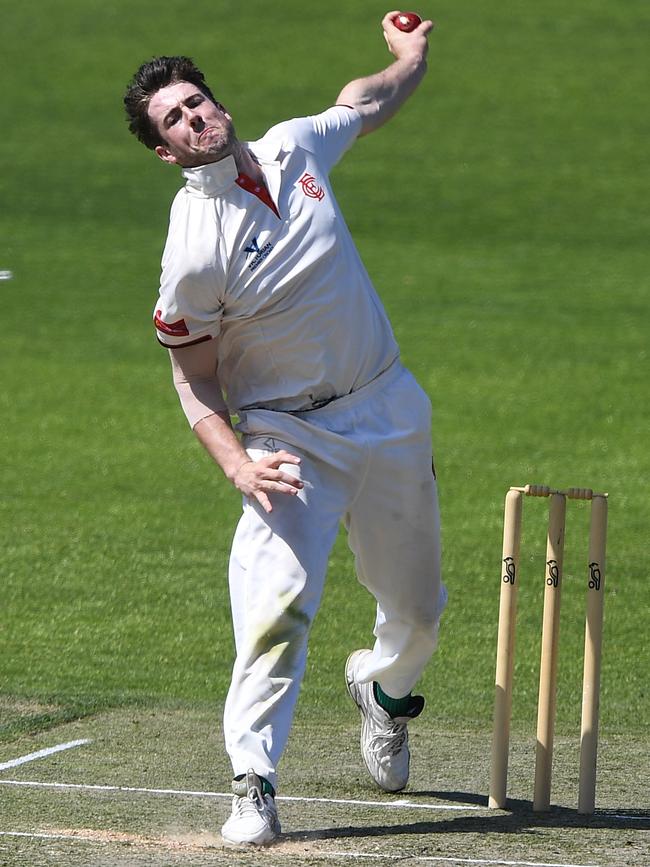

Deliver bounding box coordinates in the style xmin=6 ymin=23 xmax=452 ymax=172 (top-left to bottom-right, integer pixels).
xmin=223 ymin=362 xmax=446 ymax=788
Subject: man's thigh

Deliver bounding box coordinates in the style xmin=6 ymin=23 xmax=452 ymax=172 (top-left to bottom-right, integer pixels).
xmin=344 ymin=373 xmax=442 ymax=624
xmin=229 ymin=443 xmax=352 ymax=642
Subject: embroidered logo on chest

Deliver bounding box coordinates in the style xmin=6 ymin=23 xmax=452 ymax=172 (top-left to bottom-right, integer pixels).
xmin=245 ymin=235 xmax=274 ymax=272
xmin=298 ymin=172 xmax=325 ymax=201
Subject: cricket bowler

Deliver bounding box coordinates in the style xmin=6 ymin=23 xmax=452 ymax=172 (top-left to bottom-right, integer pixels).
xmin=124 ymin=10 xmax=447 ymax=845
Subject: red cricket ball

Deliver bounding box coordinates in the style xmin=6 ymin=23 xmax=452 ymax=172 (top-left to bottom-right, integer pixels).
xmin=392 ymin=12 xmax=422 ymax=32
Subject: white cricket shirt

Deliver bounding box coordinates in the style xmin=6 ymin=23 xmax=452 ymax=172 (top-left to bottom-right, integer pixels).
xmin=154 ymin=106 xmax=399 ymax=413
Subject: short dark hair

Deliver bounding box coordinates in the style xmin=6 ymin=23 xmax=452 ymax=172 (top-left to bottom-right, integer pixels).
xmin=124 ymin=55 xmax=217 ymax=149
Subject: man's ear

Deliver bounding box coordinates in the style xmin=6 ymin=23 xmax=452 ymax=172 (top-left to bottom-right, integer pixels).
xmin=155 ymin=145 xmax=178 ymax=165
xmin=216 ymin=101 xmax=232 ymax=121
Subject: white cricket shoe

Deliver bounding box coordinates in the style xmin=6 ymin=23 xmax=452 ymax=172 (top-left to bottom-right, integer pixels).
xmin=221 ymin=769 xmax=281 ymax=845
xmin=345 ymin=649 xmax=424 ymax=793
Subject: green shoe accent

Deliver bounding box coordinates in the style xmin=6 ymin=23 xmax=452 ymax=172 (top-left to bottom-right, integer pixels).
xmin=373 ymin=683 xmax=425 ymax=719
xmin=260 ymin=777 xmax=275 ymax=797
xmin=232 ymin=771 xmax=276 ymax=798
xmin=374 ymin=683 xmax=412 ymax=717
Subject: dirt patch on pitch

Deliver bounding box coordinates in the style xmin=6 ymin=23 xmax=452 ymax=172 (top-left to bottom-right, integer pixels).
xmin=50 ymin=828 xmax=220 ymax=851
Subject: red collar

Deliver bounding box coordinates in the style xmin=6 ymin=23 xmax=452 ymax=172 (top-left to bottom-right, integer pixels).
xmin=235 ymin=173 xmax=280 ymax=218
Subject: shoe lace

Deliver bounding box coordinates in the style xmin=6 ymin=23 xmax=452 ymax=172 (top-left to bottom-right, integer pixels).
xmin=232 ymin=786 xmax=265 ymax=818
xmin=368 ymin=720 xmax=408 ymax=757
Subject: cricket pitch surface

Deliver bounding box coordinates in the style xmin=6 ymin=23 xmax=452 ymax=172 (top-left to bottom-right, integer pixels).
xmin=0 ymin=707 xmax=647 ymax=866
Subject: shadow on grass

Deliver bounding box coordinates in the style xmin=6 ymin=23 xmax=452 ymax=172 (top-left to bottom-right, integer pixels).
xmin=281 ymin=792 xmax=650 ymax=843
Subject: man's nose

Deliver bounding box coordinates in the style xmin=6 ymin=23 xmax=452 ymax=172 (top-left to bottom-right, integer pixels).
xmin=187 ymin=110 xmax=205 ymax=131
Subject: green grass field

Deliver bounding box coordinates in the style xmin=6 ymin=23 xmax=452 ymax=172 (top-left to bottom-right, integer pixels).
xmin=1 ymin=1 xmax=649 ymax=864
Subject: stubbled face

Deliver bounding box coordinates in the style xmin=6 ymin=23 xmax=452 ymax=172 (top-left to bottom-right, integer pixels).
xmin=147 ymin=81 xmax=237 ymax=168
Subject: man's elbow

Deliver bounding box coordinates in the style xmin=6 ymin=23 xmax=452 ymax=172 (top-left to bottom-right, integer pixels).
xmin=336 ymin=95 xmax=381 ymax=136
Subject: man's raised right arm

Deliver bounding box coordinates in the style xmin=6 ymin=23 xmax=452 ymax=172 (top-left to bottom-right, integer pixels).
xmin=335 ymin=11 xmax=434 ymax=136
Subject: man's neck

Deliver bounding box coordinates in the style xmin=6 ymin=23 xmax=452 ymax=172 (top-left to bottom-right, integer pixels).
xmin=234 ymin=144 xmax=265 ymax=185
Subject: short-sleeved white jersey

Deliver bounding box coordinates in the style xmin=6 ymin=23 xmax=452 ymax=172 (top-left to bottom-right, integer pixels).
xmin=153 ymin=106 xmax=399 ymax=413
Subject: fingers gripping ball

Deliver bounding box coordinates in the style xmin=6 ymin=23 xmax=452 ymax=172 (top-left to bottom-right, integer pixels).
xmin=392 ymin=11 xmax=422 ymax=32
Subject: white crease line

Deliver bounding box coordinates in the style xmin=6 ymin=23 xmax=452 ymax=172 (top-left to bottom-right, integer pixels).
xmin=281 ymin=794 xmax=485 ymax=812
xmin=326 ymin=852 xmax=600 ymax=867
xmin=0 ymin=779 xmax=485 ymax=812
xmin=0 ymin=740 xmax=91 ymax=772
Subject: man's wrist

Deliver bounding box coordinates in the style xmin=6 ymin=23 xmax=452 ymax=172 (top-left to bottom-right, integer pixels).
xmin=227 ymin=456 xmax=253 ymax=483
xmin=392 ymin=52 xmax=427 ymax=76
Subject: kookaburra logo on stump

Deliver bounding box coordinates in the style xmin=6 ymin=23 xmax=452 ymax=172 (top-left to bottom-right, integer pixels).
xmin=502 ymin=556 xmax=516 ymax=584
xmin=588 ymin=562 xmax=602 ymax=591
xmin=546 ymin=559 xmax=560 ymax=587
